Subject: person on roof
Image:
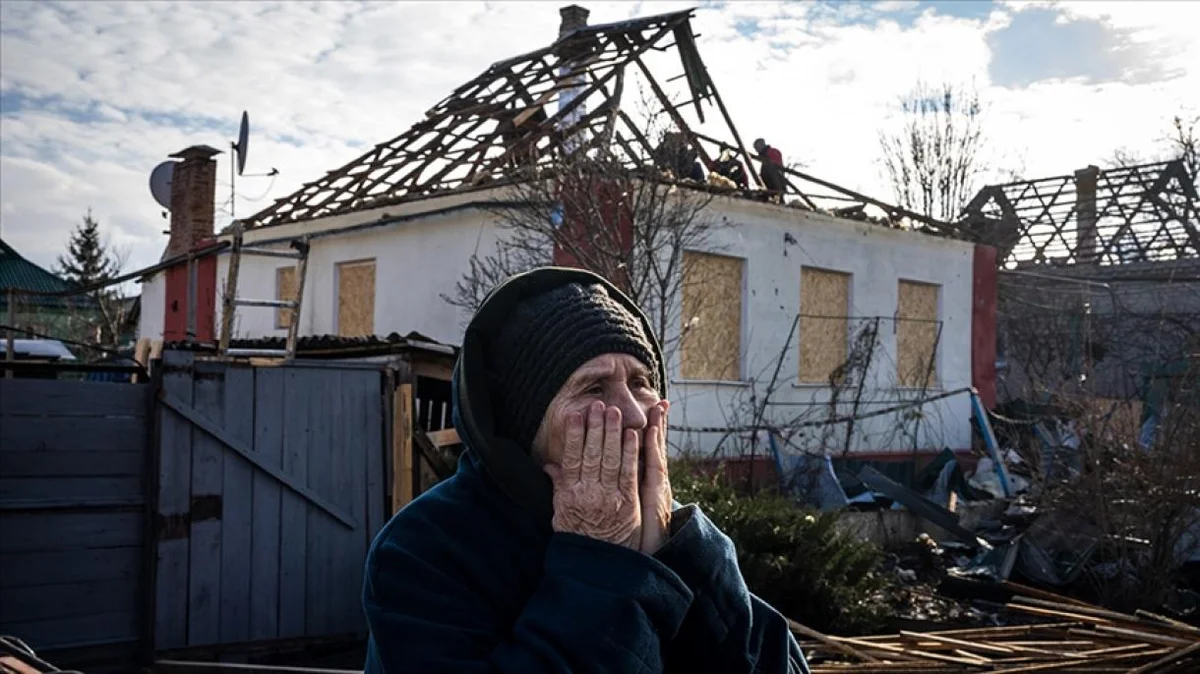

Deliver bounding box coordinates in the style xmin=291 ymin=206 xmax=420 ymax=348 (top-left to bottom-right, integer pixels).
xmin=753 ymin=138 xmax=787 ymax=199
xmin=712 ymin=148 xmax=749 ymax=189
xmin=654 ymin=131 xmax=705 ymax=182
xmin=362 ymin=267 xmax=810 ymax=674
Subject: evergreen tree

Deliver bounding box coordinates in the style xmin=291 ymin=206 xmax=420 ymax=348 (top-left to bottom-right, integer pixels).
xmin=56 ymin=208 xmax=117 ymax=288
xmin=54 ymin=208 xmax=129 ymax=350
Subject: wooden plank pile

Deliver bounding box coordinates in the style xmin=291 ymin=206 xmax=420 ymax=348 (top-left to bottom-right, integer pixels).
xmin=792 ymin=590 xmax=1200 ymax=673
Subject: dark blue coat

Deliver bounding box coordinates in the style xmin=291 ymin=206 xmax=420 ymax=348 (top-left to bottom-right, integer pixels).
xmin=362 ymin=268 xmax=810 ymax=673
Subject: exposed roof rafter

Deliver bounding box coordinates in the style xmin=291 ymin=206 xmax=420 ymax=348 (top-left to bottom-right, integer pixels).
xmin=245 ymin=7 xmax=942 ymax=230
xmin=959 ymin=159 xmax=1200 ymax=268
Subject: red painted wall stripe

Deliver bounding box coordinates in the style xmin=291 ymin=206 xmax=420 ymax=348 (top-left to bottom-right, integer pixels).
xmin=163 ymin=239 xmax=218 ymax=343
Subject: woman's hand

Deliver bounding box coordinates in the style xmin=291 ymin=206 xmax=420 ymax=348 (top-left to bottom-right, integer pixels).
xmin=544 ymin=401 xmax=642 ymax=550
xmin=639 ymin=401 xmax=672 ymax=555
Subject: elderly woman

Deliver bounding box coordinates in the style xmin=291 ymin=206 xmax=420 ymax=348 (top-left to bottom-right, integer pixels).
xmin=362 ymin=267 xmax=810 ymax=673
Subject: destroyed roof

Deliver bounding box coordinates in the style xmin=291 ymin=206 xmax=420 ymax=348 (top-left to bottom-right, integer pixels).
xmin=959 ymin=159 xmax=1200 ymax=268
xmin=245 ymin=7 xmax=937 ymax=230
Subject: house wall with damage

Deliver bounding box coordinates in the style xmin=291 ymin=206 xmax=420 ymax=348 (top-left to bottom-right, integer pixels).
xmin=212 ymin=189 xmax=980 ymax=456
xmin=663 ymin=197 xmax=979 ymax=456
xmin=213 ymin=190 xmax=508 ymax=345
xmin=998 ymin=259 xmax=1200 ymax=404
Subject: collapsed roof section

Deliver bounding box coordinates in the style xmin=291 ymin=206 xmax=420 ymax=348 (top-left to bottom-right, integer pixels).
xmin=245 ymin=7 xmax=936 ymax=230
xmin=960 ymin=159 xmax=1200 ymax=268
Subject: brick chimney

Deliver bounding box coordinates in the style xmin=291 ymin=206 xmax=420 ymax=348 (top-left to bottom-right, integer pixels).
xmin=161 ymin=144 xmax=220 ymax=343
xmin=559 ymin=4 xmax=589 ymax=37
xmin=1074 ymin=165 xmax=1099 ymax=265
xmin=165 ymin=145 xmax=221 ymax=258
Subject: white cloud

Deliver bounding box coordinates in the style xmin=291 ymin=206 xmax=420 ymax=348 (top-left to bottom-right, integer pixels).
xmin=0 ymin=0 xmax=1195 ymax=280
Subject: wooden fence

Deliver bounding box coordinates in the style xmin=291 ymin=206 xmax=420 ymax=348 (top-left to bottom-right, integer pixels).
xmin=0 ymin=378 xmax=154 ymax=655
xmin=0 ymin=350 xmax=391 ymax=665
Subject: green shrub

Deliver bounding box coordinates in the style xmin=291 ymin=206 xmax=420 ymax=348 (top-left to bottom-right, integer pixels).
xmin=671 ymin=460 xmax=890 ymax=634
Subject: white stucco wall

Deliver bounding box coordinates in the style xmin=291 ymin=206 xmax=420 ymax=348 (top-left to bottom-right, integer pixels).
xmin=137 ymin=272 xmax=166 ymax=341
xmin=663 ymin=197 xmax=977 ymax=455
xmin=215 ymin=190 xmax=507 ymax=345
xmin=210 ymin=189 xmax=977 ymax=454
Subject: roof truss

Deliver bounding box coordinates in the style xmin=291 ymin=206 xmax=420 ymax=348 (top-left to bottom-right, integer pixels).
xmin=960 ymin=159 xmax=1200 ymax=267
xmin=245 ymin=8 xmax=940 ymax=230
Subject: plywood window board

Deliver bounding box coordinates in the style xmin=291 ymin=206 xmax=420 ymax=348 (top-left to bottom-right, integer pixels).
xmin=337 ymin=259 xmax=376 ymax=338
xmin=680 ymin=251 xmax=743 ymax=381
xmin=897 ymin=280 xmax=940 ymax=388
xmin=799 ymin=267 xmax=851 ymax=385
xmin=275 ymin=266 xmax=297 ymax=329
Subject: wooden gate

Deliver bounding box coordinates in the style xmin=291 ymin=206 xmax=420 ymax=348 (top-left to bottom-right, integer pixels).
xmin=153 ymin=351 xmax=388 ymax=652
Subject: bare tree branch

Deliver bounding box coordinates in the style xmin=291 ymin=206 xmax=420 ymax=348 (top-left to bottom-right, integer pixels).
xmin=442 ymin=113 xmax=733 ymax=364
xmin=879 ymin=80 xmax=991 ymax=223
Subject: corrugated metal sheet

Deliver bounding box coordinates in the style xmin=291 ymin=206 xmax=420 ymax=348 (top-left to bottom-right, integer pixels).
xmin=164 ymin=331 xmax=458 ymax=358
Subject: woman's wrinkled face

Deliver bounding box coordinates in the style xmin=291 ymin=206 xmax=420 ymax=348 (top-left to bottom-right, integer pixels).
xmin=532 ymin=353 xmax=661 ymax=466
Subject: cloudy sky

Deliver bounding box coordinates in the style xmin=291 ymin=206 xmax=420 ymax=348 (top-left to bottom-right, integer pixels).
xmin=1 ymin=0 xmax=1196 ymax=275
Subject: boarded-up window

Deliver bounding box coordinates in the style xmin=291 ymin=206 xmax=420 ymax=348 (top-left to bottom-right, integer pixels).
xmin=799 ymin=267 xmax=850 ymax=384
xmin=680 ymin=251 xmax=743 ymax=381
xmin=275 ymin=266 xmax=297 ymax=329
xmin=897 ymin=280 xmax=940 ymax=387
xmin=337 ymin=259 xmax=376 ymax=338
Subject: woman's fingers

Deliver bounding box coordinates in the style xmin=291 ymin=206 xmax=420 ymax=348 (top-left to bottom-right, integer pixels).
xmin=619 ymin=427 xmax=639 ymax=497
xmin=643 ymin=403 xmax=667 ymax=488
xmin=600 ymin=406 xmax=624 ymax=489
xmin=580 ymin=401 xmax=606 ymax=481
xmin=560 ymin=410 xmax=585 ymax=484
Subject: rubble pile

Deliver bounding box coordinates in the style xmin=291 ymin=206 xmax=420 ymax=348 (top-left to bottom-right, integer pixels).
xmin=773 ymin=391 xmax=1199 ymax=632
xmin=872 ymin=536 xmax=1006 ymax=630
xmin=791 ymin=590 xmax=1200 ymax=672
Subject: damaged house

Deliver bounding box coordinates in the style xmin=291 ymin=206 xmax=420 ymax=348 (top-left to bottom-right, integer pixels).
xmin=958 ymin=159 xmax=1200 ymax=441
xmin=138 ymin=5 xmax=1002 ymax=463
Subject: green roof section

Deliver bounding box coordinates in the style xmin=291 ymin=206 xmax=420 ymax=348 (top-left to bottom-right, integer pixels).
xmin=0 ymin=238 xmax=73 ymax=294
xmin=0 ymin=237 xmax=80 ymax=309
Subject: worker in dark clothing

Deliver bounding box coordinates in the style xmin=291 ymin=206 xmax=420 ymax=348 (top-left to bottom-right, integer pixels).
xmin=712 ymin=149 xmax=748 ymax=189
xmin=753 ymin=138 xmax=787 ymax=200
xmin=654 ymin=132 xmax=705 ymax=182
xmin=362 ymin=267 xmax=811 ymax=674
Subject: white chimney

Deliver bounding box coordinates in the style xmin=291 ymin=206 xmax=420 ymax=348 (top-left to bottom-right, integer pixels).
xmin=557 ymin=5 xmax=590 ymax=154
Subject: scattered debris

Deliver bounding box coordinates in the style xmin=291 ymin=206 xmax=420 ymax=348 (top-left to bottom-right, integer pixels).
xmin=791 ymin=588 xmax=1200 ymax=672
xmin=857 ymin=466 xmax=988 ymax=549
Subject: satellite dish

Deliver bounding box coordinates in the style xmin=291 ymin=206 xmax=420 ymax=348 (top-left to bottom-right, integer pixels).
xmin=234 ymin=111 xmax=250 ymax=176
xmin=149 ymin=161 xmax=176 ymax=210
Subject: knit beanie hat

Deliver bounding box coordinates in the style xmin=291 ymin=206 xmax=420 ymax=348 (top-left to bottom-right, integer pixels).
xmin=484 ymin=281 xmax=660 ymax=451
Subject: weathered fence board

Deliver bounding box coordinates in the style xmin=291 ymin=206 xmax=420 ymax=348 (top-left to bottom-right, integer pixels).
xmin=188 ymin=366 xmax=225 ymax=646
xmin=0 ymin=378 xmax=152 ymax=654
xmin=154 ymin=353 xmax=388 ymax=652
xmin=249 ymin=367 xmax=284 ymax=642
xmin=5 ymin=611 xmax=141 ymax=651
xmin=0 ymin=476 xmax=143 ymax=502
xmin=155 ymin=350 xmax=195 ymax=651
xmin=278 ymin=368 xmax=312 ymax=640
xmin=4 ymin=416 xmax=147 ymax=453
xmin=1 ymin=579 xmax=140 ymax=623
xmin=1 ymin=379 xmax=150 ymax=416
xmin=2 ymin=450 xmax=145 ymax=476
xmin=0 ymin=547 xmax=142 ymax=589
xmin=219 ymin=365 xmax=255 ymax=644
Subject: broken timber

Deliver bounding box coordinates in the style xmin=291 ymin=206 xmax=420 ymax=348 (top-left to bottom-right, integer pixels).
xmin=794 ymin=591 xmax=1200 ymax=672
xmin=243 ymin=8 xmax=946 ymax=232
